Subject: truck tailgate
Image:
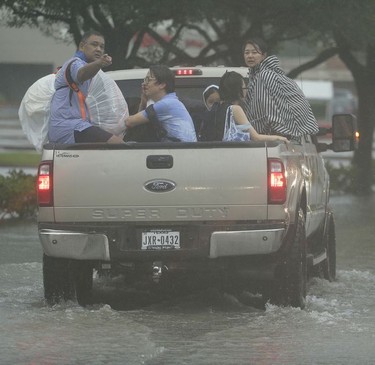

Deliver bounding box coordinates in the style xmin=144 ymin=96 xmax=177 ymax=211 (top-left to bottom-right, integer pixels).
xmin=52 ymin=144 xmax=268 ymax=222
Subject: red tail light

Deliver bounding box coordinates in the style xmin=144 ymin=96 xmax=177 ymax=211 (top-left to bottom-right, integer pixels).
xmin=268 ymin=159 xmax=286 ymax=204
xmin=37 ymin=162 xmax=53 ymax=206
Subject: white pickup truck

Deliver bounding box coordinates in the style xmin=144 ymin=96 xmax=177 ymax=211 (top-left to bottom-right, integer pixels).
xmin=36 ymin=67 xmax=357 ymax=308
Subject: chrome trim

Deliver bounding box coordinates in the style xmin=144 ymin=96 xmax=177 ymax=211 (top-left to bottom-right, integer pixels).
xmin=209 ymin=228 xmax=285 ymax=258
xmin=39 ymin=229 xmax=110 ymax=261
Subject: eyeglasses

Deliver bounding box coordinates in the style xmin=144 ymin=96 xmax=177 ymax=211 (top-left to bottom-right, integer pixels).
xmin=143 ymin=76 xmax=157 ymax=84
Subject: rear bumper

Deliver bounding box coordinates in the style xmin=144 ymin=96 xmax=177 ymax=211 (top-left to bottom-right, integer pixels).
xmin=39 ymin=229 xmax=110 ymax=261
xmin=39 ymin=226 xmax=285 ymax=261
xmin=209 ymin=228 xmax=285 ymax=258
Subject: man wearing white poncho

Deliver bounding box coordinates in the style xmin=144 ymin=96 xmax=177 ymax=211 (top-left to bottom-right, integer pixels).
xmin=48 ymin=30 xmax=127 ymax=144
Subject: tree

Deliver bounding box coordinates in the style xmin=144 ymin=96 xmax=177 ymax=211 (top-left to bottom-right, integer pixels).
xmin=0 ymin=0 xmax=217 ymax=69
xmin=299 ymin=0 xmax=375 ymax=194
xmin=1 ymin=0 xmax=373 ymax=193
xmin=0 ymin=0 xmax=324 ymax=67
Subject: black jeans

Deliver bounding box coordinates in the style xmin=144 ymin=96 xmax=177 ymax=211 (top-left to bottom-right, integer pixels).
xmin=74 ymin=126 xmax=113 ymax=143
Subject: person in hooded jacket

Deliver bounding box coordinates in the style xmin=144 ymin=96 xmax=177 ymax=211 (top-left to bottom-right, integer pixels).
xmin=242 ymin=37 xmax=319 ymax=138
xmin=198 ymin=85 xmax=220 ymax=140
xmin=202 ymin=85 xmax=220 ymax=111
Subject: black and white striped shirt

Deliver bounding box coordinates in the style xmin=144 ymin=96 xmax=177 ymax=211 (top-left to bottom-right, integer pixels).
xmin=243 ymin=55 xmax=319 ymax=137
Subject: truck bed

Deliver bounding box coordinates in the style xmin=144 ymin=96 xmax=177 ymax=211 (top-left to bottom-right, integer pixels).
xmin=43 ymin=141 xmax=279 ymax=224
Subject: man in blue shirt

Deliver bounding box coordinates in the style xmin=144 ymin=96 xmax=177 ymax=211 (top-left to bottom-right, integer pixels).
xmin=125 ymin=65 xmax=197 ymax=142
xmin=48 ymin=30 xmax=124 ymax=144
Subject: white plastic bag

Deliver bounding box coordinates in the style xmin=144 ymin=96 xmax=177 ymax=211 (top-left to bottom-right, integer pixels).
xmin=86 ymin=70 xmax=129 ymax=136
xmin=18 ymin=69 xmax=129 ymax=151
xmin=18 ymin=74 xmax=55 ymax=152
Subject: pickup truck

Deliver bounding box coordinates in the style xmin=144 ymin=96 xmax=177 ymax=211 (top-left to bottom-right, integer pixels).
xmin=36 ymin=66 xmax=357 ymax=308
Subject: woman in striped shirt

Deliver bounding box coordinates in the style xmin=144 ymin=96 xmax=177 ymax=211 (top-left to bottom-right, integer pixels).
xmin=242 ymin=37 xmax=319 ymax=138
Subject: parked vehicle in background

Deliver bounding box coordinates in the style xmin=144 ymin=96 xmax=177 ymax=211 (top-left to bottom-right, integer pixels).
xmin=331 ymin=88 xmax=358 ymax=115
xmin=296 ymin=80 xmax=357 ymax=129
xmin=36 ymin=67 xmax=358 ymax=309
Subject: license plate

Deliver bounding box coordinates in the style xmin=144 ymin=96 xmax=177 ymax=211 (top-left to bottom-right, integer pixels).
xmin=141 ymin=230 xmax=180 ymax=250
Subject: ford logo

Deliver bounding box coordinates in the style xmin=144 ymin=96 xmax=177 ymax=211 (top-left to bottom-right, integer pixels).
xmin=144 ymin=180 xmax=176 ymax=193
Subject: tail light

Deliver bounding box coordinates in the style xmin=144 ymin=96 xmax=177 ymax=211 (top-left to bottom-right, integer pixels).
xmin=268 ymin=158 xmax=286 ymax=204
xmin=37 ymin=162 xmax=53 ymax=206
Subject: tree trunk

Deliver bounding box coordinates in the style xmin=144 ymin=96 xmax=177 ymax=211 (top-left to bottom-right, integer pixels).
xmin=337 ymin=40 xmax=375 ymax=195
xmin=352 ymin=74 xmax=375 ymax=194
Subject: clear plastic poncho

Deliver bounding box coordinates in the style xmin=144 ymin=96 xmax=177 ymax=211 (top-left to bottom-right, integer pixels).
xmin=18 ymin=74 xmax=55 ymax=152
xmin=18 ymin=69 xmax=128 ymax=152
xmin=86 ymin=70 xmax=128 ymax=136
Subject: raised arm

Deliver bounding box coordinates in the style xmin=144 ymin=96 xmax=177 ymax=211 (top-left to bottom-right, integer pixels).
xmin=77 ymin=54 xmax=112 ymax=83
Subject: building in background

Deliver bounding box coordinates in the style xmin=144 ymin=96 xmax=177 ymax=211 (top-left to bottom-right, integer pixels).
xmin=0 ymin=26 xmax=75 ymax=108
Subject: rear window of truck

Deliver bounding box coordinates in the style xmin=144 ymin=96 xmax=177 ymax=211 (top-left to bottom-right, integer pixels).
xmin=115 ymin=77 xmax=222 ymax=116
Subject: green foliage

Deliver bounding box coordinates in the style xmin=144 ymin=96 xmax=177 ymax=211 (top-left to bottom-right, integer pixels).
xmin=0 ymin=170 xmax=37 ymax=219
xmin=0 ymin=152 xmax=40 ymax=167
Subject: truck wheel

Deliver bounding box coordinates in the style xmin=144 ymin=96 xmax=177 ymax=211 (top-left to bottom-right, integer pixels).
xmin=286 ymin=208 xmax=307 ymax=309
xmin=270 ymin=208 xmax=307 ymax=309
xmin=321 ymin=214 xmax=336 ymax=282
xmin=43 ymin=254 xmax=74 ymax=305
xmin=71 ymin=260 xmax=94 ymax=306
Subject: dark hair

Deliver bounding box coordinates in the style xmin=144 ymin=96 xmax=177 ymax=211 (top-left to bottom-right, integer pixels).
xmin=149 ymin=65 xmax=175 ymax=93
xmin=81 ymin=30 xmax=105 ymax=44
xmin=219 ymin=71 xmax=244 ymax=103
xmin=242 ymin=37 xmax=269 ymax=55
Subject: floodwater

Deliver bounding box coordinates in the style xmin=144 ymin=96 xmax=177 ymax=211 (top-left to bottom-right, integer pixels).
xmin=0 ymin=194 xmax=374 ymax=365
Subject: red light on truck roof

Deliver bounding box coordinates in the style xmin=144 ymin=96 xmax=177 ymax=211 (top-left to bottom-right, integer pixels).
xmin=174 ymin=69 xmax=202 ymax=76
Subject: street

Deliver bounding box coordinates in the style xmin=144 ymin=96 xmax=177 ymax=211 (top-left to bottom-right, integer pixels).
xmin=0 ymin=194 xmax=374 ymax=364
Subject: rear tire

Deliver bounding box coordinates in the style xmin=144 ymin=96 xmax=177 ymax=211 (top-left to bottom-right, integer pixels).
xmin=321 ymin=214 xmax=336 ymax=281
xmin=72 ymin=260 xmax=94 ymax=306
xmin=43 ymin=254 xmax=74 ymax=305
xmin=43 ymin=255 xmax=94 ymax=306
xmin=269 ymin=208 xmax=307 ymax=309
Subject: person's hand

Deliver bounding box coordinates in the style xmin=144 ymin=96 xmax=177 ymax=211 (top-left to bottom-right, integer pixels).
xmin=100 ymin=54 xmax=112 ymax=68
xmin=270 ymin=135 xmax=289 ymax=143
xmin=277 ymin=136 xmax=289 ymax=143
xmin=138 ymin=84 xmax=148 ymax=111
xmin=140 ymin=84 xmax=147 ymax=100
xmin=107 ymin=134 xmax=124 ymax=143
